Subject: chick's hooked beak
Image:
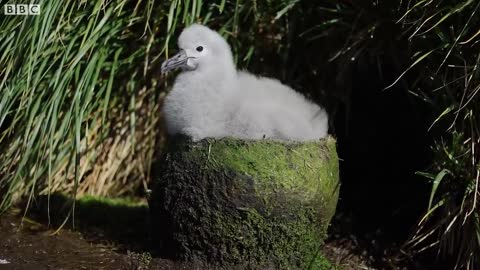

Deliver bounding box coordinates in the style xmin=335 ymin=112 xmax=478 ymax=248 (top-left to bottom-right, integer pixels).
xmin=161 ymin=49 xmax=192 ymax=74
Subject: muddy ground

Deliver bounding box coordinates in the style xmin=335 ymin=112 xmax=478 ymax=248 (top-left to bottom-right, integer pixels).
xmin=0 ymin=196 xmax=405 ymax=270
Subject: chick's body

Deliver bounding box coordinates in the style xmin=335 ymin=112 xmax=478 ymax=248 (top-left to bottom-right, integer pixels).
xmin=162 ymin=24 xmax=328 ymax=142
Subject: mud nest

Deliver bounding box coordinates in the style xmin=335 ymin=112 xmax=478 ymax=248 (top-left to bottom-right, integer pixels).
xmin=149 ymin=136 xmax=340 ymax=269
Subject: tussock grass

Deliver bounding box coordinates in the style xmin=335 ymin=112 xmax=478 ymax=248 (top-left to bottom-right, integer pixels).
xmin=309 ymin=1 xmax=479 ymax=268
xmin=397 ymin=2 xmax=480 ymax=268
xmin=0 ymin=0 xmax=164 ymax=213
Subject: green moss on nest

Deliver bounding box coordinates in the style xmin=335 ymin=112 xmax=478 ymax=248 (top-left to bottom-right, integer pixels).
xmin=196 ymin=137 xmax=339 ymax=222
xmin=150 ymin=136 xmax=340 ymax=269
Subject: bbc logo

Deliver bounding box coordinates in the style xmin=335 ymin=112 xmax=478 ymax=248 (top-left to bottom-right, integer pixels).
xmin=4 ymin=4 xmax=41 ymax=15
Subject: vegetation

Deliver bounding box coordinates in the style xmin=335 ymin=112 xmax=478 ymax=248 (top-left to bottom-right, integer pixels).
xmin=393 ymin=2 xmax=479 ymax=269
xmin=0 ymin=0 xmax=478 ymax=268
xmin=309 ymin=2 xmax=479 ymax=268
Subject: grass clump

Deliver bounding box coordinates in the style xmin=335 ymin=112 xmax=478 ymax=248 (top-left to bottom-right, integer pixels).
xmin=304 ymin=1 xmax=480 ymax=268
xmin=395 ymin=2 xmax=480 ymax=269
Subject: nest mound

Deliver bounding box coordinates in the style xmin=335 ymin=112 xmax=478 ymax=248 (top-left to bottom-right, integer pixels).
xmin=149 ymin=136 xmax=340 ymax=269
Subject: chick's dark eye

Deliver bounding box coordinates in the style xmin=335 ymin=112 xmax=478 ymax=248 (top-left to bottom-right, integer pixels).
xmin=196 ymin=46 xmax=203 ymax=52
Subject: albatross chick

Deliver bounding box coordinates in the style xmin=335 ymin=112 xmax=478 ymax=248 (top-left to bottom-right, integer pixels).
xmin=161 ymin=24 xmax=328 ymax=142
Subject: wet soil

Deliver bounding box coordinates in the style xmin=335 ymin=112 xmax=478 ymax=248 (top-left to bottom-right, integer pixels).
xmin=0 ymin=196 xmax=389 ymax=270
xmin=0 ymin=208 xmax=204 ymax=270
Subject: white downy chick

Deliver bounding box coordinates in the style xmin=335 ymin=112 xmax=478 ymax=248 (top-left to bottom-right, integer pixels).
xmin=161 ymin=24 xmax=328 ymax=141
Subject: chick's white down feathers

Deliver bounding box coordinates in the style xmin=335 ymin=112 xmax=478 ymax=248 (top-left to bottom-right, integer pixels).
xmin=162 ymin=24 xmax=328 ymax=141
